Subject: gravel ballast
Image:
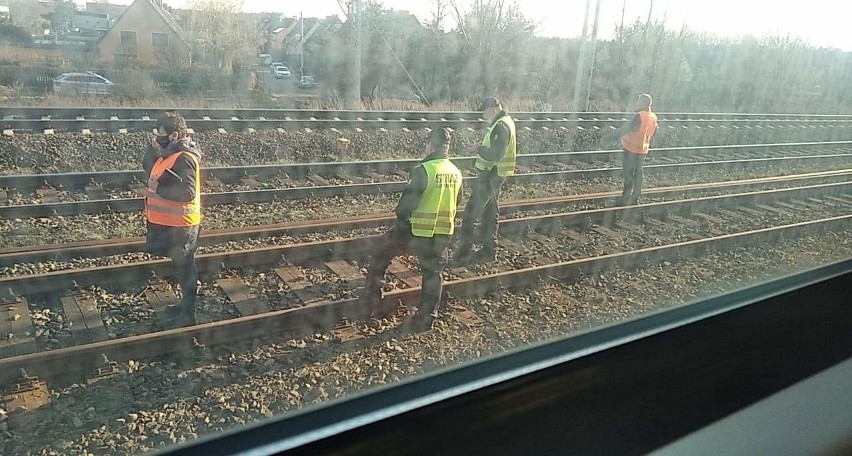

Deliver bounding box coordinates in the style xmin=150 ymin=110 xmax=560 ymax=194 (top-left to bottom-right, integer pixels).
xmin=1 ymin=228 xmax=849 ymax=455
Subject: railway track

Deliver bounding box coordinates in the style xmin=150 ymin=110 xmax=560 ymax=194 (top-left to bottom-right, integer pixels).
xmin=6 ymin=107 xmax=852 ymax=121
xmin=2 ymin=141 xmax=852 ymax=218
xmin=0 ymin=177 xmax=850 ymax=386
xmin=3 ymin=108 xmax=852 ymax=132
xmin=1 ymin=169 xmax=851 ymax=269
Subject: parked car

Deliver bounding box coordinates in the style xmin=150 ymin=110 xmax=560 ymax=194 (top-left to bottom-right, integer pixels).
xmin=271 ymin=62 xmax=285 ymax=69
xmin=298 ymin=75 xmax=317 ymax=89
xmin=52 ymin=72 xmax=114 ymax=96
xmin=273 ymin=66 xmax=291 ymax=79
xmin=258 ymin=54 xmax=272 ymax=66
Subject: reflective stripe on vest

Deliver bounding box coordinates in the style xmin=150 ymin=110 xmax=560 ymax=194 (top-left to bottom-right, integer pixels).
xmin=474 ymin=114 xmax=517 ymax=176
xmin=621 ymin=110 xmax=658 ymax=155
xmin=409 ymin=159 xmax=463 ymax=238
xmin=145 ymin=152 xmax=202 ymax=227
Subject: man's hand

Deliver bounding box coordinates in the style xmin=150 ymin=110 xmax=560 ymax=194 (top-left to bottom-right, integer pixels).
xmin=395 ymin=218 xmax=411 ymax=233
xmin=150 ymin=138 xmax=163 ymax=153
xmin=148 ymin=176 xmax=159 ymax=193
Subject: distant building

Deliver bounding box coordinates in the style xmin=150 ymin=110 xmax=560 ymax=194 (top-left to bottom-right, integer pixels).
xmin=0 ymin=6 xmax=10 ymax=21
xmin=96 ymin=0 xmax=191 ymax=66
xmin=85 ymin=1 xmax=129 ymax=19
xmin=267 ymin=15 xmax=341 ymax=59
xmin=72 ymin=11 xmax=113 ymax=33
xmin=6 ymin=0 xmax=54 ymax=37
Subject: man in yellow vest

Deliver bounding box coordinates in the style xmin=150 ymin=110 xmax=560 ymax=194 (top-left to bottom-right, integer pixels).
xmin=452 ymin=97 xmax=516 ymax=265
xmin=143 ymin=112 xmax=203 ymax=326
xmin=362 ymin=128 xmax=463 ymax=331
xmin=606 ymin=93 xmax=658 ymax=206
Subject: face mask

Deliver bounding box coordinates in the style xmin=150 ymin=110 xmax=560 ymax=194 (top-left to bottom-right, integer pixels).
xmin=156 ymin=135 xmax=171 ymax=148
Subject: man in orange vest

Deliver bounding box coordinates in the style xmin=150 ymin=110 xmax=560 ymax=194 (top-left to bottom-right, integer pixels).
xmin=606 ymin=94 xmax=658 ymax=206
xmin=143 ymin=112 xmax=203 ymax=326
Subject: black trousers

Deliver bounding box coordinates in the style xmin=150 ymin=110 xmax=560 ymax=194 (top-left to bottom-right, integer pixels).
xmin=458 ymin=171 xmax=505 ymax=252
xmin=170 ymin=247 xmax=198 ymax=309
xmin=364 ymin=227 xmax=451 ymax=319
xmin=620 ymin=151 xmax=646 ymax=205
xmin=147 ymin=223 xmax=200 ymax=310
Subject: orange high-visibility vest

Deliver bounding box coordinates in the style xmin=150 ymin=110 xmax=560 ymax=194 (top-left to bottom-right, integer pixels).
xmin=622 ymin=110 xmax=658 ymax=155
xmin=145 ymin=152 xmax=202 ymax=227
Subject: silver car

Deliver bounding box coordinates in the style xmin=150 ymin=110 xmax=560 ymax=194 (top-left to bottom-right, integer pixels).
xmin=53 ymin=72 xmax=114 ymax=96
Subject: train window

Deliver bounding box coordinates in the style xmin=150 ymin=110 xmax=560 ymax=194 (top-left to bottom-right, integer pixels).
xmin=0 ymin=0 xmax=848 ymax=454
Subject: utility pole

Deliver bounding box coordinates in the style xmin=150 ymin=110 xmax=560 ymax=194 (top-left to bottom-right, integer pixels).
xmin=584 ymin=0 xmax=603 ymax=111
xmin=300 ymin=11 xmax=304 ymax=78
xmin=571 ymin=0 xmax=592 ymax=112
xmin=353 ymin=0 xmax=363 ymax=106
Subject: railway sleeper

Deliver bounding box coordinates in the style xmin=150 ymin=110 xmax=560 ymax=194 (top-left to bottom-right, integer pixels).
xmin=129 ymin=183 xmax=147 ymax=197
xmin=770 ymin=202 xmax=804 ymax=214
xmin=3 ymin=371 xmax=49 ymax=430
xmin=216 ymin=278 xmax=269 ymax=317
xmin=59 ymin=294 xmax=108 ymax=346
xmin=324 ymin=260 xmax=365 ymax=289
xmin=0 ymin=298 xmax=37 ymax=358
xmin=143 ymin=282 xmax=185 ymax=330
xmin=35 ymin=187 xmax=58 ymax=204
xmin=789 ymin=199 xmax=816 ymax=210
xmin=84 ymin=185 xmax=107 ymax=200
xmin=240 ymin=177 xmax=261 ymax=188
xmin=275 ymin=266 xmax=328 ymax=306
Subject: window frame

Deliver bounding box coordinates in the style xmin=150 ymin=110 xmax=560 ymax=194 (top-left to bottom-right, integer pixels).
xmin=152 ymin=32 xmax=169 ymax=47
xmin=119 ymin=30 xmax=137 ymax=45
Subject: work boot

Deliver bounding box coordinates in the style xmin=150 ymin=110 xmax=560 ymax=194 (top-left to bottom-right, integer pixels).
xmin=401 ymin=313 xmax=435 ymax=333
xmin=357 ymin=287 xmax=382 ymax=318
xmin=472 ymin=247 xmax=497 ymax=264
xmin=450 ymin=246 xmax=473 ymax=267
xmin=164 ymin=302 xmax=196 ymax=327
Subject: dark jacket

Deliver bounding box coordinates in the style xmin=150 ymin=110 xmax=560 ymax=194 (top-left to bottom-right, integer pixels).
xmin=144 ymin=138 xmax=203 ymax=257
xmin=394 ymin=150 xmax=464 ymax=233
xmin=606 ymin=109 xmax=647 ymax=143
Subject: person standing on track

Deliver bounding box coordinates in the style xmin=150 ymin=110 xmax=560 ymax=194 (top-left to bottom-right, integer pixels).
xmin=362 ymin=127 xmax=463 ymax=331
xmin=606 ymin=93 xmax=659 ymax=206
xmin=452 ymin=97 xmax=517 ymax=265
xmin=143 ymin=112 xmax=203 ymax=326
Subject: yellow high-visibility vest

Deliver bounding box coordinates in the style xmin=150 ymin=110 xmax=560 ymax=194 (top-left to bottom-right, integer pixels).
xmin=474 ymin=114 xmax=517 ymax=176
xmin=409 ymin=158 xmax=463 ymax=237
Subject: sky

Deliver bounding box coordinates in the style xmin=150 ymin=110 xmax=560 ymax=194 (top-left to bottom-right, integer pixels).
xmin=93 ymin=0 xmax=852 ymax=51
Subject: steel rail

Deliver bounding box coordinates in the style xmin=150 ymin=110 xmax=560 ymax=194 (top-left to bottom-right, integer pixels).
xmin=3 ymin=151 xmax=852 ymax=219
xmin=2 ymin=170 xmax=851 ymax=267
xmin=2 ymin=180 xmax=849 ymax=296
xmin=2 ymin=140 xmax=850 ymax=190
xmin=4 ymin=107 xmax=852 ymax=121
xmin=4 ymin=116 xmax=852 ymax=132
xmin=0 ymin=212 xmax=847 ymax=386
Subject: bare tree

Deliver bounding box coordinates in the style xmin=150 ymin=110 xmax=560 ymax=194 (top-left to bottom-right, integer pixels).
xmin=426 ymin=0 xmax=449 ymax=98
xmin=185 ymin=0 xmax=262 ymax=74
xmin=449 ymin=0 xmax=538 ymax=98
